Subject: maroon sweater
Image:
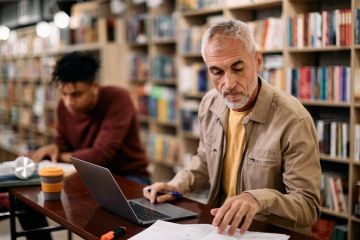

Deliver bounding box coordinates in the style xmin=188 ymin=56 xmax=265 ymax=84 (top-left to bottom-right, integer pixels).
xmin=55 ymin=86 xmax=148 ymax=177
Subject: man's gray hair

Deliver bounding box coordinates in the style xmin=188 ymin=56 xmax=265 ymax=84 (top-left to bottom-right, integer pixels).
xmin=201 ymin=20 xmax=257 ymax=60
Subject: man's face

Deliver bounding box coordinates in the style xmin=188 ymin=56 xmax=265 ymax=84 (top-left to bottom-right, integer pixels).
xmin=204 ymin=36 xmax=262 ymax=110
xmin=59 ymin=81 xmax=98 ymax=114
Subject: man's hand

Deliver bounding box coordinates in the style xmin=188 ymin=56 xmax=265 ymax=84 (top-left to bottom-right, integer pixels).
xmin=211 ymin=192 xmax=260 ymax=235
xmin=30 ymin=144 xmax=59 ymax=163
xmin=59 ymin=152 xmax=72 ymax=163
xmin=143 ymin=182 xmax=179 ymax=203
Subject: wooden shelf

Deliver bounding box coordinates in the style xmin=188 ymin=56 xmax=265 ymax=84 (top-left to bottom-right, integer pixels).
xmin=353 ymin=161 xmax=360 ymax=166
xmin=181 ymin=130 xmax=200 ymax=140
xmin=320 ymin=154 xmax=350 ymax=164
xmin=300 ymin=100 xmax=350 ymax=107
xmin=1 ymin=43 xmax=102 ymax=60
xmin=261 ymin=49 xmax=284 ymax=54
xmin=151 ymin=79 xmax=177 ymax=86
xmin=183 ymin=92 xmax=206 ymax=99
xmin=151 ymin=159 xmax=181 ymax=168
xmin=137 ymin=115 xmax=150 ymax=123
xmin=130 ymin=79 xmax=148 ymax=84
xmin=181 ymin=7 xmax=223 ymax=17
xmin=181 ymin=52 xmax=203 ymax=58
xmin=287 ymin=46 xmax=351 ymax=53
xmin=227 ymin=0 xmax=282 ymax=10
xmin=149 ymin=118 xmax=177 ymax=128
xmin=352 ymin=216 xmax=360 ymax=223
xmin=151 ymin=38 xmax=176 ymax=45
xmin=321 ymin=208 xmax=349 ymax=219
xmin=128 ymin=42 xmax=149 ymax=48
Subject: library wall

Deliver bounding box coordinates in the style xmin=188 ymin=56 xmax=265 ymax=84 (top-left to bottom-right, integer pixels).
xmin=1 ymin=0 xmax=360 ymax=239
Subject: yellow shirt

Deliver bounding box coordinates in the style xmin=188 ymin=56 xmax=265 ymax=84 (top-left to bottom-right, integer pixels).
xmin=222 ymin=108 xmax=250 ymax=199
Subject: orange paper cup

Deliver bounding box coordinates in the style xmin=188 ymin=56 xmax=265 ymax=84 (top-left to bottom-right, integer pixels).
xmin=39 ymin=166 xmax=64 ymax=200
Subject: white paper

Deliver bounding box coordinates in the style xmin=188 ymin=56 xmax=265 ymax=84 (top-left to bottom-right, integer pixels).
xmin=129 ymin=220 xmax=289 ymax=240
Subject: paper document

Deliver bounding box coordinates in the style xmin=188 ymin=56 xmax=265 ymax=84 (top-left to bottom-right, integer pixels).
xmin=129 ymin=220 xmax=290 ymax=240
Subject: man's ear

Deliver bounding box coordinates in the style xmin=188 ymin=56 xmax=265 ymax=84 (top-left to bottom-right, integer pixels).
xmin=256 ymin=51 xmax=263 ymax=73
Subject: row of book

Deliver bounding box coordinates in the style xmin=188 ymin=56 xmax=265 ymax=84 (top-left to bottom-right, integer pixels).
xmin=312 ymin=219 xmax=347 ymax=240
xmin=133 ymin=86 xmax=176 ymax=123
xmin=288 ymin=9 xmax=352 ymax=48
xmin=128 ymin=14 xmax=176 ymax=44
xmin=152 ymin=15 xmax=176 ymax=40
xmin=146 ymin=133 xmax=180 ymax=166
xmin=180 ymin=100 xmax=200 ymax=134
xmin=248 ymin=17 xmax=284 ymax=51
xmin=353 ymin=124 xmax=360 ymax=161
xmin=180 ymin=25 xmax=207 ymax=54
xmin=179 ymin=0 xmax=275 ymax=10
xmin=321 ymin=172 xmax=348 ymax=213
xmin=316 ymin=120 xmax=349 ymax=159
xmin=261 ymin=69 xmax=286 ymax=92
xmin=288 ymin=66 xmax=350 ymax=103
xmin=0 ymin=22 xmax=98 ymax=57
xmin=0 ymin=104 xmax=56 ymax=135
xmin=0 ymin=81 xmax=59 ymax=107
xmin=148 ymin=86 xmax=176 ymax=123
xmin=179 ymin=0 xmax=222 ymax=11
xmin=179 ymin=63 xmax=209 ymax=95
xmin=355 ymin=9 xmax=360 ymax=44
xmin=0 ymin=57 xmax=56 ymax=81
xmin=130 ymin=53 xmax=177 ymax=81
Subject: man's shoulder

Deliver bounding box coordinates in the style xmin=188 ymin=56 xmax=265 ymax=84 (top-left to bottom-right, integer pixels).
xmin=101 ymin=86 xmax=131 ymax=101
xmin=101 ymin=85 xmax=129 ymax=96
xmin=200 ymin=89 xmax=222 ymax=107
xmin=271 ymin=87 xmax=311 ymax=120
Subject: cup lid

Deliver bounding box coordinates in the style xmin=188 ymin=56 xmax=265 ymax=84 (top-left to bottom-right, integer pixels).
xmin=39 ymin=166 xmax=64 ymax=177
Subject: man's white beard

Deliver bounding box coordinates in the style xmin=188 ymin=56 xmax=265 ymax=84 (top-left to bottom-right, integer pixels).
xmin=221 ymin=81 xmax=257 ymax=110
xmin=223 ymin=95 xmax=250 ymax=110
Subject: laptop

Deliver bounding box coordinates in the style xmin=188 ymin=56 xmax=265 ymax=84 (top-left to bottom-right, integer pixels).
xmin=71 ymin=157 xmax=197 ymax=225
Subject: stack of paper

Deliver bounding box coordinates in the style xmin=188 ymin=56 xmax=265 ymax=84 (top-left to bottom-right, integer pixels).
xmin=129 ymin=220 xmax=289 ymax=240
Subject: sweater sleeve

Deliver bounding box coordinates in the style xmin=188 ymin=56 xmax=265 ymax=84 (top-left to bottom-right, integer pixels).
xmin=70 ymin=92 xmax=136 ymax=167
xmin=55 ymin=102 xmax=71 ymax=152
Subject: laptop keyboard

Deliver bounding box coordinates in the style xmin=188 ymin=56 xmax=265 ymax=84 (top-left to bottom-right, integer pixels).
xmin=129 ymin=201 xmax=170 ymax=222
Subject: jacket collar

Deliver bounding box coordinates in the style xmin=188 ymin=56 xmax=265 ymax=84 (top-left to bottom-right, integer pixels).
xmin=209 ymin=77 xmax=273 ymax=125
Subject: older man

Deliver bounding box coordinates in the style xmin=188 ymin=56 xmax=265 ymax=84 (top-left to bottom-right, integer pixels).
xmin=143 ymin=20 xmax=321 ymax=235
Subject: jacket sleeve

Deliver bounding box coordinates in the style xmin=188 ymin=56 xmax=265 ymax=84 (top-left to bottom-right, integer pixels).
xmin=245 ymin=117 xmax=321 ymax=227
xmin=70 ymin=95 xmax=136 ymax=167
xmin=167 ymin=96 xmax=211 ymax=194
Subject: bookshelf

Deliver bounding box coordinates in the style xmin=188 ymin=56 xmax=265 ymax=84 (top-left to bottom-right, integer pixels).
xmin=1 ymin=0 xmax=360 ymax=238
xmin=0 ymin=1 xmax=126 ymax=157
xmin=123 ymin=0 xmax=360 ymax=239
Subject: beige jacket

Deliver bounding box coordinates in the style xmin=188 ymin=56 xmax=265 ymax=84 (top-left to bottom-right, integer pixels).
xmin=168 ymin=79 xmax=321 ymax=233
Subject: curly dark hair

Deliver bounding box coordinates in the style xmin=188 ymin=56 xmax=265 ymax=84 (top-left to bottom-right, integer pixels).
xmin=52 ymin=51 xmax=100 ymax=84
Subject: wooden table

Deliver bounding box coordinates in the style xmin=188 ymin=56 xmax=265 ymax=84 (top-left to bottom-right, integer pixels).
xmin=10 ymin=174 xmax=315 ymax=240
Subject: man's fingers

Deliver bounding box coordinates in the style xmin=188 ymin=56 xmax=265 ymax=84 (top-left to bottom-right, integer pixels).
xmin=210 ymin=208 xmax=219 ymax=216
xmin=212 ymin=202 xmax=230 ymax=227
xmin=156 ymin=194 xmax=175 ymax=203
xmin=228 ymin=210 xmax=245 ymax=236
xmin=239 ymin=211 xmax=255 ymax=234
xmin=217 ymin=205 xmax=237 ymax=234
